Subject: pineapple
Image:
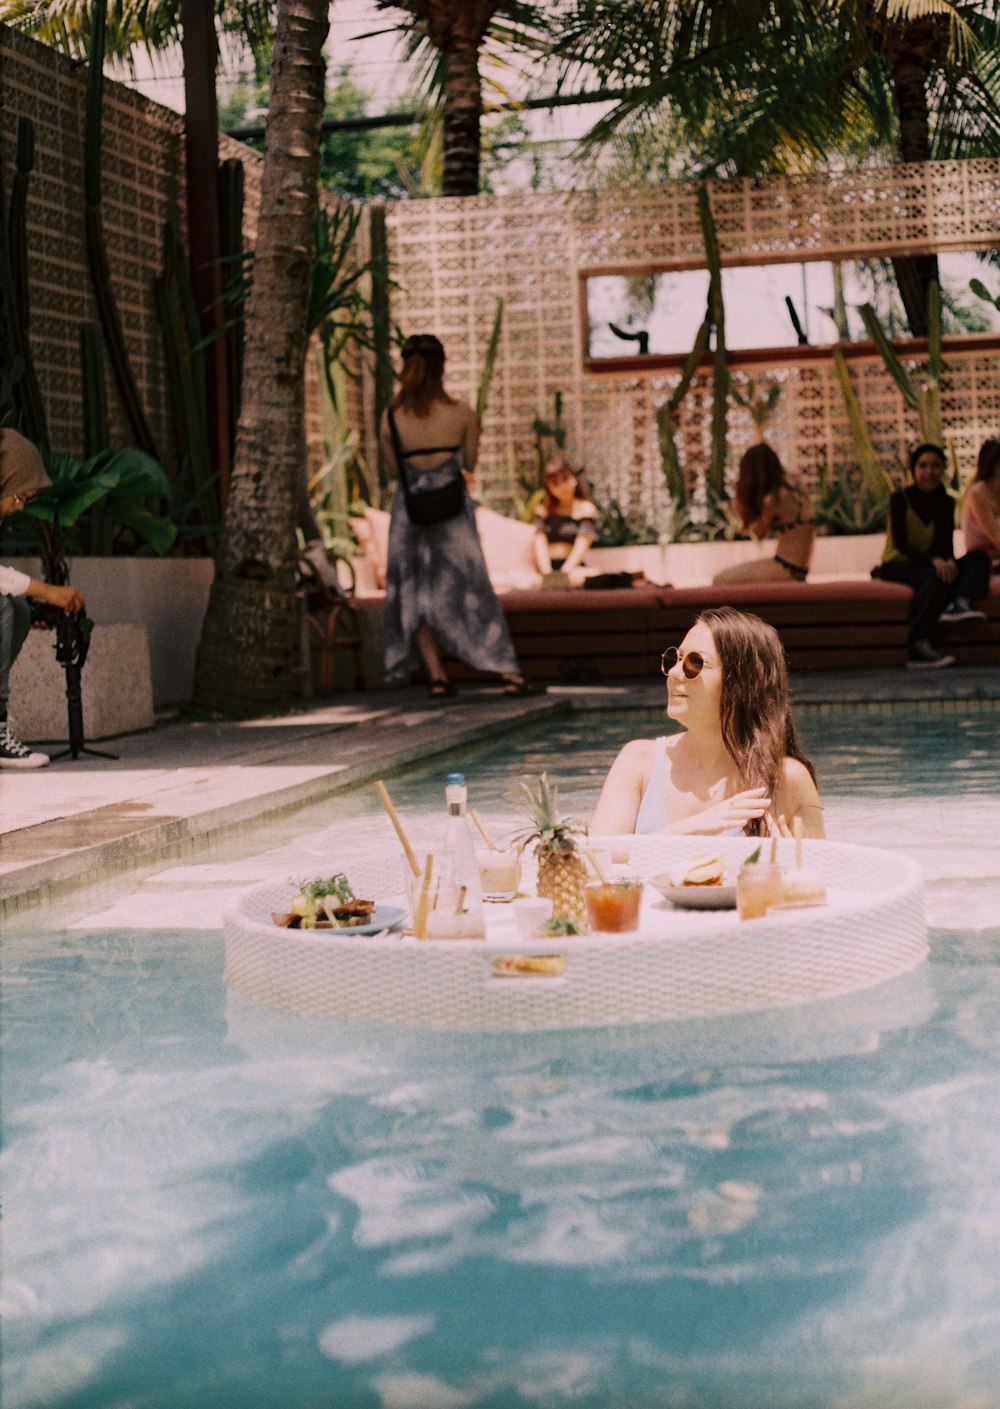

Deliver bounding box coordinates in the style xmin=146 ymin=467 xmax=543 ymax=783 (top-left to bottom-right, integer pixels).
xmin=517 ymin=773 xmax=589 ymax=926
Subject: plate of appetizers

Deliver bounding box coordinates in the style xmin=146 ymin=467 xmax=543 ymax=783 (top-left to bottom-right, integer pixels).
xmin=650 ymin=853 xmax=736 ymax=910
xmin=271 ymin=903 xmax=406 ymax=935
xmin=650 ymin=877 xmax=737 ymax=910
xmin=269 ymin=874 xmax=405 ymax=934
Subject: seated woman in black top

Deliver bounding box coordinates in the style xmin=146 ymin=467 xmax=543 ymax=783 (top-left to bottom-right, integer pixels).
xmin=533 ymin=457 xmax=598 ymax=587
xmin=872 ymin=442 xmax=989 ymax=669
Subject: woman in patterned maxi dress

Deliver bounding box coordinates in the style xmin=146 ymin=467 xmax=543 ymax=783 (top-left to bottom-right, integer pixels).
xmin=379 ymin=334 xmax=533 ymax=698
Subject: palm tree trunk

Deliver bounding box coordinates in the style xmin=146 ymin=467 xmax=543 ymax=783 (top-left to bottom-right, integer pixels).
xmin=888 ymin=23 xmax=942 ymax=338
xmin=441 ymin=38 xmax=483 ymax=196
xmin=193 ymin=0 xmax=330 ymax=716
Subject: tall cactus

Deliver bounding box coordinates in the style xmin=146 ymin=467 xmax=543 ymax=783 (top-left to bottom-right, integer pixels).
xmin=859 ymin=280 xmax=942 ymax=445
xmin=3 ymin=117 xmax=48 ymax=444
xmin=698 ymin=184 xmax=728 ymax=502
xmin=655 ymin=183 xmax=728 ymax=517
xmin=84 ymin=0 xmax=159 ymax=458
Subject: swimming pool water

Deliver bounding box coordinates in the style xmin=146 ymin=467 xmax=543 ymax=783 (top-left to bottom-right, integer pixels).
xmin=3 ymin=709 xmax=1000 ymax=1409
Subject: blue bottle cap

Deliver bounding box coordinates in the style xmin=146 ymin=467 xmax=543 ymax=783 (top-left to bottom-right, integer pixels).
xmin=446 ymin=772 xmax=465 ymax=785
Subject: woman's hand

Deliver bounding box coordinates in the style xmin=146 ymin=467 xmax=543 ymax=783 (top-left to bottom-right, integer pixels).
xmin=932 ymin=556 xmax=958 ymax=584
xmin=28 ymin=580 xmax=86 ymax=613
xmin=665 ymin=786 xmax=771 ymax=835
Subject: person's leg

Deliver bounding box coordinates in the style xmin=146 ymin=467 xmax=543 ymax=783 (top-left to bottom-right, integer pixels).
xmin=0 ymin=596 xmax=49 ymax=767
xmin=414 ymin=621 xmax=452 ymax=693
xmin=0 ymin=595 xmax=31 ymax=721
xmin=876 ymin=558 xmax=948 ymax=645
xmin=953 ymin=549 xmax=991 ymax=602
xmin=712 ymin=556 xmax=792 ymax=586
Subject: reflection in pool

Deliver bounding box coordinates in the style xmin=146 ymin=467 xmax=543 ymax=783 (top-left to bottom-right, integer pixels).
xmin=3 ymin=708 xmax=999 ymax=1409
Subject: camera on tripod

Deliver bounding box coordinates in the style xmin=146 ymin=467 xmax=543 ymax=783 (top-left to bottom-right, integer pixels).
xmin=25 ymin=599 xmax=113 ymax=759
xmin=28 ymin=599 xmax=94 ymax=669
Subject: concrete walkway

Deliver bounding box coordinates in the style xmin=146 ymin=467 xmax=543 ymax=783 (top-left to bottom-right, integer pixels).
xmin=2 ymin=666 xmax=997 ymax=918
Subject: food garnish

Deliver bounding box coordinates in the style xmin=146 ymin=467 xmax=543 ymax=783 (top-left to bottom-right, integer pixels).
xmin=274 ymin=873 xmax=361 ymax=929
xmin=540 ymin=914 xmax=585 ymax=937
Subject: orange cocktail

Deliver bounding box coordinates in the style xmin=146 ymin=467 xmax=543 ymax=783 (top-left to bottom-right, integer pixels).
xmin=585 ymin=881 xmax=644 ymax=933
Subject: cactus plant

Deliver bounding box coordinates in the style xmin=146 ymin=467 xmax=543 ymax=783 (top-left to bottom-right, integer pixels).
xmin=858 ymin=280 xmax=943 ymax=445
xmin=2 ymin=117 xmax=48 ymax=445
xmin=654 ymin=184 xmax=727 ymax=516
xmin=84 ymin=0 xmax=159 ymax=459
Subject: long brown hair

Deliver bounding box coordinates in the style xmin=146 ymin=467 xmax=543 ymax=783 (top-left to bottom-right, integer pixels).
xmin=542 ymin=456 xmax=587 ymax=514
xmin=735 ymin=443 xmax=788 ymax=528
xmin=973 ymin=437 xmax=1000 ymax=483
xmin=697 ymin=606 xmax=816 ymax=835
xmin=392 ymin=333 xmax=454 ymax=417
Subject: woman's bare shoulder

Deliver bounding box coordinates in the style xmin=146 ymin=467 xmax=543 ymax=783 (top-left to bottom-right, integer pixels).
xmin=780 ymin=755 xmax=816 ymax=786
xmin=603 ymin=737 xmax=658 ymax=783
xmin=574 ymin=499 xmax=599 ymax=519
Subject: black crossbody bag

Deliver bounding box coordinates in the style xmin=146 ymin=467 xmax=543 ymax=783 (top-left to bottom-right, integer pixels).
xmin=387 ymin=410 xmax=467 ymax=527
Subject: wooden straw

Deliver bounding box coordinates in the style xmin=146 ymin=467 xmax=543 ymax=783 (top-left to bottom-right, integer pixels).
xmin=374 ymin=779 xmax=420 ymax=877
xmin=470 ymin=809 xmax=498 ymax=850
xmin=770 ymin=835 xmax=779 ymax=865
xmin=793 ymin=815 xmax=803 ymax=869
xmin=414 ymin=853 xmax=434 ymax=939
xmin=454 ymin=884 xmax=467 ymax=916
xmin=583 ymin=847 xmax=610 ymax=884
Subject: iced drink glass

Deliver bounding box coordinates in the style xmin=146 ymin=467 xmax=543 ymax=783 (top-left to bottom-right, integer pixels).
xmin=476 ymin=847 xmax=521 ymax=902
xmin=584 ymin=881 xmax=644 ymax=933
xmin=737 ymin=866 xmax=776 ymax=920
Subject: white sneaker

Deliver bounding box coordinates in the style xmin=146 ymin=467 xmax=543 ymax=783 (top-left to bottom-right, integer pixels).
xmin=940 ymin=597 xmax=986 ymax=624
xmin=0 ymin=721 xmax=50 ymax=768
xmin=906 ymin=640 xmax=955 ymax=669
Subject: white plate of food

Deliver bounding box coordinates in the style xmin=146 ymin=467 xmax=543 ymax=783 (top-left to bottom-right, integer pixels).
xmin=272 ymin=904 xmax=407 ymax=935
xmin=650 ymin=875 xmax=737 ymax=910
xmin=323 ymin=903 xmax=407 ymax=935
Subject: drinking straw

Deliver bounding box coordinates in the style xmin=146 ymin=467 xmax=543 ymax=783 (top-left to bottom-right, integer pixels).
xmin=793 ymin=815 xmax=803 ymax=869
xmin=454 ymin=885 xmax=467 ymax=916
xmin=470 ymin=809 xmax=498 ymax=850
xmin=770 ymin=835 xmax=779 ymax=865
xmin=583 ymin=848 xmax=610 ymax=884
xmin=414 ymin=853 xmax=434 ymax=938
xmin=374 ymin=779 xmax=420 ymax=877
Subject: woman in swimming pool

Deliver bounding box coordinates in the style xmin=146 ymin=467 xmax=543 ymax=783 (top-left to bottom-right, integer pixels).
xmin=590 ymin=606 xmax=824 ymax=837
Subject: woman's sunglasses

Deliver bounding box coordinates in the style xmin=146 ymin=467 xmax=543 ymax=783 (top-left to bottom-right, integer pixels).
xmin=660 ymin=646 xmax=717 ymax=679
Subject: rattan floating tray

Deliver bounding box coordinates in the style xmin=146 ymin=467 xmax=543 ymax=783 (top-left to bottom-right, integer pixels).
xmin=222 ymin=835 xmax=926 ymax=1031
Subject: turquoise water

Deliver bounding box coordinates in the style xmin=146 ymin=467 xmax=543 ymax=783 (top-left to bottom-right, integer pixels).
xmin=3 ymin=709 xmax=1000 ymax=1409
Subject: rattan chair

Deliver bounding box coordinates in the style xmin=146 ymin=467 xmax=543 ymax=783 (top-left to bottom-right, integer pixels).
xmin=297 ymin=553 xmax=364 ymax=695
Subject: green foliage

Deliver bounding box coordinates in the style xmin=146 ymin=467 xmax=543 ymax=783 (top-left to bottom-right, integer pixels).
xmin=970 ymin=276 xmax=1000 ymax=312
xmin=730 ymin=376 xmax=782 ymax=437
xmin=310 ymin=349 xmax=373 ymax=559
xmin=476 ymin=298 xmax=505 ymax=422
xmin=815 ymin=461 xmax=894 ymax=536
xmin=687 ymin=487 xmax=744 ymax=544
xmin=11 ymin=443 xmax=176 ymax=583
xmin=593 ymin=496 xmax=660 ymax=547
xmin=859 ymin=280 xmax=943 ymax=444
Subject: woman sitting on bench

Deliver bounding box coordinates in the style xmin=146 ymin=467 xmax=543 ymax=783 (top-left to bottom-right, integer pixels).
xmin=712 ymin=443 xmax=815 ymax=584
xmin=533 ymin=456 xmax=598 ymax=588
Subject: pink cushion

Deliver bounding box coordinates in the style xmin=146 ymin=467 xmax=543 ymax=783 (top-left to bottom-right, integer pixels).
xmin=475 ymin=506 xmax=538 ymax=591
xmin=350 ymin=504 xmax=538 ymax=593
xmin=349 ymin=508 xmax=390 ymax=590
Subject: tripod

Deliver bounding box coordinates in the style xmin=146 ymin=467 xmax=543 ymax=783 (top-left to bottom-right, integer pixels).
xmin=38 ymin=607 xmax=118 ymax=762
